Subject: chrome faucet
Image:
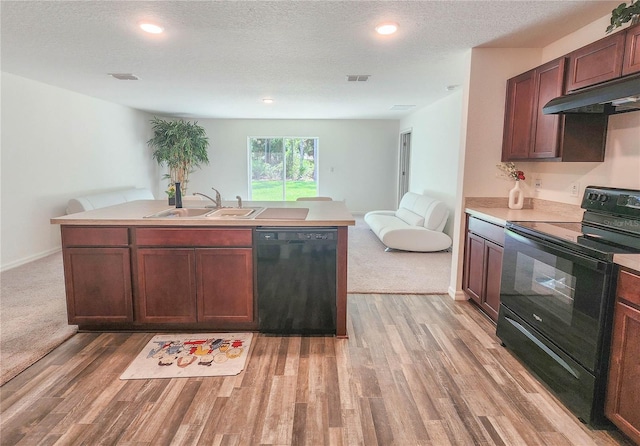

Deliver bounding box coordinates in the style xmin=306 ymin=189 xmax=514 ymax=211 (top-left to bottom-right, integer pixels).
xmin=236 ymin=195 xmax=242 ymax=208
xmin=192 ymin=187 xmax=222 ymax=208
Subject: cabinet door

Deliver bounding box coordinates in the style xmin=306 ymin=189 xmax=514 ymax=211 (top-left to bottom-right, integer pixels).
xmin=605 ymin=301 xmax=640 ymax=445
xmin=531 ymin=58 xmax=565 ymax=159
xmin=502 ymin=69 xmax=535 ymax=161
xmin=63 ymin=247 xmax=132 ymax=324
xmin=136 ymin=248 xmax=197 ymax=323
xmin=463 ymin=232 xmax=485 ymax=305
xmin=482 ymin=240 xmax=503 ymax=322
xmin=622 ymin=24 xmax=640 ymax=76
xmin=196 ymin=248 xmax=254 ymax=324
xmin=567 ymin=31 xmax=625 ymax=91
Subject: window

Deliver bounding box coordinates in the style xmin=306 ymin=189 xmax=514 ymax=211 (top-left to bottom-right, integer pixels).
xmin=249 ymin=137 xmax=319 ymax=200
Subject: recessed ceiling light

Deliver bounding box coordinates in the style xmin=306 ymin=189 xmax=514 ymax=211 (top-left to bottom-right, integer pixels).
xmin=139 ymin=23 xmax=164 ymax=34
xmin=262 ymin=98 xmax=274 ymax=104
xmin=375 ymin=22 xmax=398 ymax=35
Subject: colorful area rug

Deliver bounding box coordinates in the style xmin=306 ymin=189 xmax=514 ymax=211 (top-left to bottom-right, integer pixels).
xmin=120 ymin=333 xmax=253 ymax=380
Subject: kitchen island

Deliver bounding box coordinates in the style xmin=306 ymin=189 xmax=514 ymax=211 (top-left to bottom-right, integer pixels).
xmin=51 ymin=200 xmax=355 ymax=338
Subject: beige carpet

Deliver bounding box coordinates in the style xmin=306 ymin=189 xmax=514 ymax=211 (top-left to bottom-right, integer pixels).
xmin=0 ymin=252 xmax=77 ymax=386
xmin=348 ymin=216 xmax=452 ymax=294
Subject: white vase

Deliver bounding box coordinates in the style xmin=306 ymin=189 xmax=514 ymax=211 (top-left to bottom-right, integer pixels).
xmin=508 ymin=180 xmax=524 ymax=210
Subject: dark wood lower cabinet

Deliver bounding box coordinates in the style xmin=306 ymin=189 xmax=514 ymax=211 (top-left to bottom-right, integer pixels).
xmin=136 ymin=248 xmax=197 ymax=323
xmin=136 ymin=247 xmax=254 ymax=326
xmin=63 ymin=247 xmax=133 ymax=324
xmin=196 ymin=248 xmax=253 ymax=324
xmin=463 ymin=215 xmax=504 ymax=322
xmin=605 ymin=268 xmax=640 ymax=445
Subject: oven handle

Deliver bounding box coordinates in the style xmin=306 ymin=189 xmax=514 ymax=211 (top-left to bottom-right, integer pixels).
xmin=505 ymin=228 xmax=609 ymax=273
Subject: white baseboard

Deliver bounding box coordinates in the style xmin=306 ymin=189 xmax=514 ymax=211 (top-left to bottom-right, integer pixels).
xmin=1 ymin=247 xmax=62 ymax=272
xmin=448 ymin=286 xmax=467 ymax=301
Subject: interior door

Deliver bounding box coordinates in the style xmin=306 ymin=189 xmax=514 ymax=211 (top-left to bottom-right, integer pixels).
xmin=398 ymin=131 xmax=411 ymax=205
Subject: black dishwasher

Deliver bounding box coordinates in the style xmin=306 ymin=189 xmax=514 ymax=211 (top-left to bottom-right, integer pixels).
xmin=256 ymin=227 xmax=337 ymax=334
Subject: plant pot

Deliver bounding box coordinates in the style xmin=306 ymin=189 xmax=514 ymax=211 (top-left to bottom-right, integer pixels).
xmin=168 ymin=196 xmax=175 ymax=206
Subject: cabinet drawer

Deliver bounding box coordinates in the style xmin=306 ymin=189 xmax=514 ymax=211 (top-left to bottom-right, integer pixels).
xmin=467 ymin=216 xmax=505 ymax=246
xmin=62 ymin=226 xmax=129 ymax=247
xmin=617 ymin=269 xmax=640 ymax=308
xmin=135 ymin=227 xmax=252 ymax=247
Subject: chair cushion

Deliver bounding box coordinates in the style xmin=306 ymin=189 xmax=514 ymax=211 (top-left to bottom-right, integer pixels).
xmin=395 ymin=208 xmax=425 ymax=226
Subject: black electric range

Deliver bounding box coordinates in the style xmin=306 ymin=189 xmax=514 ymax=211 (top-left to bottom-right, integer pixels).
xmin=497 ymin=186 xmax=640 ymax=427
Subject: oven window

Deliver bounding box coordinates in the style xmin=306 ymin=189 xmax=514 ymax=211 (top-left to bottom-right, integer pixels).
xmin=500 ymin=231 xmax=611 ymax=372
xmin=513 ymin=255 xmax=576 ymax=325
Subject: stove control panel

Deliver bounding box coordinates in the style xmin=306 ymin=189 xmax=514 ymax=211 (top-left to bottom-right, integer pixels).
xmin=582 ymin=186 xmax=640 ymax=216
xmin=619 ymin=194 xmax=640 ymax=210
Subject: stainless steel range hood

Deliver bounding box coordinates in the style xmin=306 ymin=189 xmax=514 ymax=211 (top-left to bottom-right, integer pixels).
xmin=543 ymin=75 xmax=640 ymax=115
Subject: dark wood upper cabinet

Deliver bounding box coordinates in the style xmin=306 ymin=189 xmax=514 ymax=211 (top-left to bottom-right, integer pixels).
xmin=566 ymin=31 xmax=626 ymax=91
xmin=502 ymin=58 xmax=566 ymax=161
xmin=531 ymin=58 xmax=566 ymax=158
xmin=502 ymin=69 xmax=535 ymax=160
xmin=502 ymin=57 xmax=605 ymax=162
xmin=622 ymin=24 xmax=640 ymax=76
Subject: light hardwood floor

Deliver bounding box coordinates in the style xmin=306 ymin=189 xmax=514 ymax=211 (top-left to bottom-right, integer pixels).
xmin=0 ymin=295 xmax=634 ymax=445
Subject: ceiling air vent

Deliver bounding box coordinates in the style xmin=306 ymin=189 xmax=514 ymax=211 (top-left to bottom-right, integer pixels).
xmin=347 ymin=75 xmax=370 ymax=82
xmin=108 ymin=73 xmax=139 ymax=80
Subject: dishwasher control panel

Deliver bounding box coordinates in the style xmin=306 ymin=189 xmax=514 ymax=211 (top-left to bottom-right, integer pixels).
xmin=256 ymin=228 xmax=337 ymax=241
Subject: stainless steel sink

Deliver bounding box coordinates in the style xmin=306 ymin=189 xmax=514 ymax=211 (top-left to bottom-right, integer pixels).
xmin=207 ymin=207 xmax=263 ymax=218
xmin=144 ymin=207 xmax=264 ymax=219
xmin=144 ymin=208 xmax=213 ymax=218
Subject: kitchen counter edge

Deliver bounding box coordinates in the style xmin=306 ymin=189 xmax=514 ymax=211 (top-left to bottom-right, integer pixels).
xmin=50 ymin=200 xmax=356 ymax=227
xmin=466 ymin=207 xmax=640 ymax=272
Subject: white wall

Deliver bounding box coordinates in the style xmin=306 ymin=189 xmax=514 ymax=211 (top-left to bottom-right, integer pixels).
xmin=171 ymin=119 xmax=400 ymax=213
xmin=1 ymin=73 xmax=156 ymax=270
xmin=399 ymin=90 xmax=464 ymax=237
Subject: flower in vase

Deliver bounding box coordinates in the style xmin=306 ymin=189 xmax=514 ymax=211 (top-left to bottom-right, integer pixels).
xmin=166 ymin=183 xmax=176 ymax=198
xmin=497 ymin=162 xmax=525 ymax=181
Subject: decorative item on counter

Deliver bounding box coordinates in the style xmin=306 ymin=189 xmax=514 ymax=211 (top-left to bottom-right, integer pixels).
xmin=174 ymin=181 xmax=183 ymax=208
xmin=166 ymin=183 xmax=176 ymax=205
xmin=496 ymin=162 xmax=526 ymax=210
xmin=606 ymin=0 xmax=640 ymax=33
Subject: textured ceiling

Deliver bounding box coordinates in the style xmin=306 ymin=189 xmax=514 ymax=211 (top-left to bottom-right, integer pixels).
xmin=1 ymin=1 xmax=620 ymax=119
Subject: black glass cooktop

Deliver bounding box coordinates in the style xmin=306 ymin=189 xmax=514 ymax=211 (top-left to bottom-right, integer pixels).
xmin=507 ymin=220 xmax=640 ymax=261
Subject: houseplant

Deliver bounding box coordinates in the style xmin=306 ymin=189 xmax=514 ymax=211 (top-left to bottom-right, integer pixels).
xmin=607 ymin=0 xmax=640 ymax=33
xmin=148 ymin=117 xmax=210 ymax=196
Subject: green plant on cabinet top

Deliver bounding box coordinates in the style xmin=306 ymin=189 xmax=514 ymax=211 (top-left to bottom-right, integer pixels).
xmin=607 ymin=1 xmax=640 ymax=33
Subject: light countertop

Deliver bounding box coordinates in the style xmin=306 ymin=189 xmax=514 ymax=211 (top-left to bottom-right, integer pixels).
xmin=465 ymin=204 xmax=640 ymax=272
xmin=51 ymin=200 xmax=356 ymax=227
xmin=465 ymin=207 xmax=584 ymax=226
xmin=613 ymin=254 xmax=640 ymax=272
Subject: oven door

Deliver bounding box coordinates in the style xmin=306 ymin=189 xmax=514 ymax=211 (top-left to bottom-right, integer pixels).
xmin=499 ymin=227 xmax=613 ymax=373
